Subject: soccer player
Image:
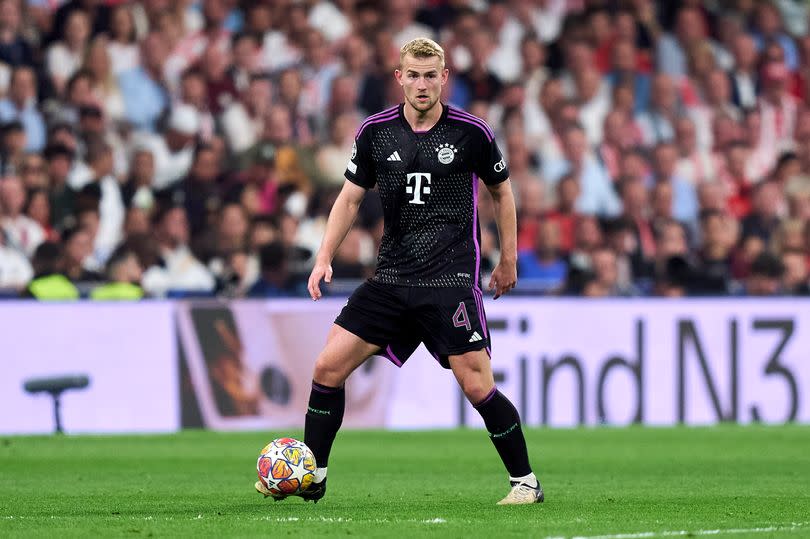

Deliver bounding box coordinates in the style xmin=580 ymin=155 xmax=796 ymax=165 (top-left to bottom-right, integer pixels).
xmin=256 ymin=37 xmax=543 ymax=505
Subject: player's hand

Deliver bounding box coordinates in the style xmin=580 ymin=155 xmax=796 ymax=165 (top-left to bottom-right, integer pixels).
xmin=308 ymin=258 xmax=333 ymax=300
xmin=488 ymin=259 xmax=517 ymax=299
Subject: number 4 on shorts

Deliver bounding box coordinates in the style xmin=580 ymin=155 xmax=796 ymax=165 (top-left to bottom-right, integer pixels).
xmin=453 ymin=302 xmax=471 ymax=331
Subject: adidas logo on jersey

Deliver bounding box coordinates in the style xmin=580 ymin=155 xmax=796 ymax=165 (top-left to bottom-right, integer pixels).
xmin=387 ymin=151 xmax=402 ymax=161
xmin=468 ymin=331 xmax=483 ymax=343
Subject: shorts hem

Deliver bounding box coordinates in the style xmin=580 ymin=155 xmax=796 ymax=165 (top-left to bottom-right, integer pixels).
xmin=334 ymin=318 xmax=388 ymax=348
xmin=441 ymin=341 xmax=491 ymax=358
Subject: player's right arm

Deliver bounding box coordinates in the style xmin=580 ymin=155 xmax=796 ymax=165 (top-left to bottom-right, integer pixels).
xmin=308 ymin=180 xmax=367 ymax=300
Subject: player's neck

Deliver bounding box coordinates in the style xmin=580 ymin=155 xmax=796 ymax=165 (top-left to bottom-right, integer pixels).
xmin=403 ymin=102 xmax=443 ymax=133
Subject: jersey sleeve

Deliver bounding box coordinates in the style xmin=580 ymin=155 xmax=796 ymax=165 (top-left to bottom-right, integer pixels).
xmin=475 ymin=132 xmax=509 ymax=185
xmin=344 ymin=125 xmax=375 ymax=189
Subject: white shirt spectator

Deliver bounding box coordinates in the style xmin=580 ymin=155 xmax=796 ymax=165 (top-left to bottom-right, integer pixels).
xmin=308 ymin=1 xmax=351 ymax=42
xmin=96 ymin=174 xmax=126 ymax=264
xmin=522 ymin=100 xmax=552 ymax=150
xmin=46 ymin=44 xmax=83 ymax=85
xmin=262 ymin=31 xmax=302 ymax=72
xmin=676 ymin=151 xmax=719 ymax=185
xmin=530 ymin=0 xmax=566 ymax=43
xmin=142 ymin=245 xmax=215 ymax=297
xmin=107 ymin=42 xmax=140 ymax=74
xmin=488 ymin=16 xmax=524 ymax=83
xmin=759 ymin=95 xmax=799 ymax=154
xmin=578 ymin=83 xmax=612 ymax=145
xmin=1 ymin=215 xmax=44 ymax=258
xmin=0 ymin=243 xmax=33 ymax=290
xmin=131 ymin=132 xmax=194 ymax=191
xmin=220 ymin=101 xmax=263 ymax=154
xmin=636 ymin=111 xmax=676 ymax=147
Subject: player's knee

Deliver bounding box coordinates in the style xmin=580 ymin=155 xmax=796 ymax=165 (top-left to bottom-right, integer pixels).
xmin=312 ymin=354 xmax=348 ymax=388
xmin=459 ymin=376 xmax=491 ymax=404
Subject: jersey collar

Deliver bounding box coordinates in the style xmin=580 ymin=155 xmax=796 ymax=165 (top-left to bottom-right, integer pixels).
xmin=398 ymin=102 xmax=448 ymax=138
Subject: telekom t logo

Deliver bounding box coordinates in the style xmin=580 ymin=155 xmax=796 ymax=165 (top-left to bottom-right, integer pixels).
xmin=406 ymin=173 xmax=431 ymax=204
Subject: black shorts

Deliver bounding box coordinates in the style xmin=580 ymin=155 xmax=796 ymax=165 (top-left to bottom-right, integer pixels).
xmin=334 ymin=279 xmax=491 ymax=369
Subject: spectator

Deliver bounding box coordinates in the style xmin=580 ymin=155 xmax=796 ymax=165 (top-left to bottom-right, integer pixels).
xmin=596 ymin=110 xmax=632 ymax=180
xmin=0 ymin=175 xmax=44 ymax=256
xmin=118 ymin=32 xmax=170 ymax=131
xmin=90 ymin=245 xmax=144 ymax=300
xmin=46 ymin=8 xmax=92 ymax=95
xmin=146 ymin=205 xmax=215 ymax=297
xmin=589 ymin=245 xmax=635 ymax=297
xmin=696 ymin=209 xmax=735 ymax=291
xmin=758 ymin=61 xmax=798 ymax=152
xmin=221 ymin=75 xmax=271 ymax=156
xmin=567 ymin=214 xmax=603 ymax=274
xmin=199 ymin=44 xmax=237 ymax=116
xmin=743 ymin=252 xmax=785 ymax=296
xmin=23 ymin=188 xmax=57 ymax=243
xmin=0 ymin=226 xmax=31 ymax=290
xmin=314 ymin=112 xmax=358 ymax=188
xmin=543 ymin=123 xmax=621 ymax=217
xmin=741 ymin=180 xmax=782 ymax=243
xmin=719 ymin=141 xmax=755 ymax=219
xmin=729 ymin=33 xmax=759 ymax=110
xmin=61 ymin=224 xmax=102 ymax=282
xmin=0 ymin=121 xmax=26 ymax=174
xmin=132 ymin=104 xmax=199 ymax=190
xmin=0 ymin=0 xmax=34 ymax=69
xmin=44 ymin=143 xmax=76 ymax=232
xmin=0 ymin=66 xmax=46 ymax=152
xmin=517 ymin=219 xmax=568 ymax=293
xmin=331 ymin=226 xmax=372 ymax=280
xmin=107 ymin=3 xmax=140 ymax=75
xmin=84 ymin=36 xmax=126 ymax=124
xmin=636 ymin=73 xmax=681 ymax=147
xmin=751 ymin=2 xmax=799 ymax=71
xmin=515 ymin=178 xmax=546 ymax=252
xmin=651 ymin=142 xmax=699 ymax=224
xmin=675 ymin=116 xmax=716 ymax=185
xmin=607 ymin=38 xmax=651 ymax=113
xmin=229 ymin=32 xmax=261 ymax=92
xmin=178 ymin=68 xmax=215 ymax=142
xmin=17 ymin=152 xmax=48 ymax=190
xmin=656 ymin=6 xmax=710 ymax=78
xmin=247 ymin=241 xmax=300 ymax=297
xmin=23 ymin=241 xmax=79 ymax=300
xmin=781 ymin=250 xmax=810 ymax=295
xmin=617 ymin=176 xmax=655 ymax=272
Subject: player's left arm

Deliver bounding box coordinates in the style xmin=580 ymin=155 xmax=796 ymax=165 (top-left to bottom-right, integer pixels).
xmin=485 ymin=179 xmax=517 ymax=299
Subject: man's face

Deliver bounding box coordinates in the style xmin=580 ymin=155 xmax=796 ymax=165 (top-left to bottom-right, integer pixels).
xmin=562 ymin=129 xmax=587 ymax=163
xmin=395 ymin=53 xmax=448 ymax=114
xmin=11 ymin=68 xmax=34 ymax=104
xmin=67 ymin=230 xmax=92 ymax=264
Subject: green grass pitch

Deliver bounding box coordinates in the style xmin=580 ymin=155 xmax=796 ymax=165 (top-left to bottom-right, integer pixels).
xmin=1 ymin=426 xmax=809 ymax=538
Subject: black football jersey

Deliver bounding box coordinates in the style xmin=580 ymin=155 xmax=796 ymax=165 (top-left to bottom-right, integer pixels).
xmin=345 ymin=103 xmax=509 ymax=288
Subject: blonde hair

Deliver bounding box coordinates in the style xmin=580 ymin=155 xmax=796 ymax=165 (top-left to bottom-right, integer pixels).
xmin=400 ymin=38 xmax=445 ymax=69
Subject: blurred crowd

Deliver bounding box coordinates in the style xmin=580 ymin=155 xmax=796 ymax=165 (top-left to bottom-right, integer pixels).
xmin=0 ymin=0 xmax=809 ymax=299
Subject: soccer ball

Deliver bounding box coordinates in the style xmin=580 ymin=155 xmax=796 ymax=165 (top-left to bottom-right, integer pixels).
xmin=256 ymin=438 xmax=317 ymax=496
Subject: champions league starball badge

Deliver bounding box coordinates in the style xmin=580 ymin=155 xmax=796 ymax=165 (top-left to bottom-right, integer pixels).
xmin=436 ymin=143 xmax=457 ymax=164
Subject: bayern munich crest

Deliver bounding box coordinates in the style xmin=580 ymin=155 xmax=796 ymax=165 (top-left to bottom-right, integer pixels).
xmin=436 ymin=143 xmax=457 ymax=164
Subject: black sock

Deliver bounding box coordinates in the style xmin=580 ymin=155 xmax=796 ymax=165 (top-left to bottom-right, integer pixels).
xmin=304 ymin=381 xmax=345 ymax=468
xmin=474 ymin=387 xmax=532 ymax=478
